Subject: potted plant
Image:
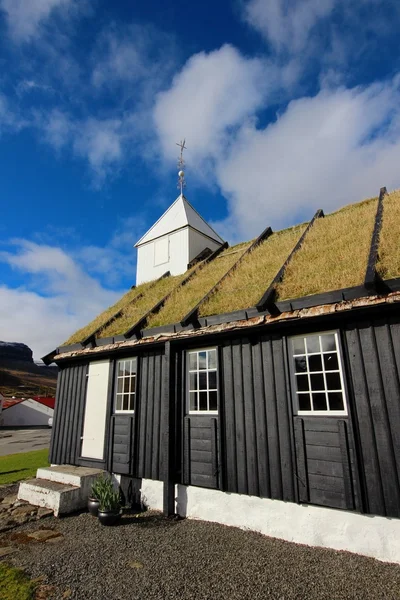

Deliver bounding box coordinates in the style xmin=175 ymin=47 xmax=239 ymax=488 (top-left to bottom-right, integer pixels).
xmin=97 ymin=476 xmax=122 ymax=526
xmin=87 ymin=475 xmax=105 ymax=517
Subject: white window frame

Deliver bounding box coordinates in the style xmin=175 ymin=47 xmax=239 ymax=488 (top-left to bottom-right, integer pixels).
xmin=289 ymin=330 xmax=348 ymax=416
xmin=187 ymin=347 xmax=218 ymax=415
xmin=114 ymin=357 xmax=137 ymax=414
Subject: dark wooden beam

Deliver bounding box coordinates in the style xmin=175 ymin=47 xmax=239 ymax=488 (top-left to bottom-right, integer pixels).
xmin=364 ymin=186 xmax=388 ymax=292
xmin=256 ymin=209 xmax=324 ymax=313
xmin=82 ymin=271 xmax=171 ymax=347
xmin=181 ymin=226 xmax=273 ymax=327
xmin=41 ymin=348 xmax=58 ymax=365
xmin=123 ymin=242 xmax=229 ymax=339
xmin=162 ymin=341 xmax=175 ymax=516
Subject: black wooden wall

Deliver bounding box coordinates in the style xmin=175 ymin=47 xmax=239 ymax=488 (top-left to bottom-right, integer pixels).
xmin=49 ymin=362 xmax=88 ymax=465
xmin=344 ymin=317 xmax=400 ymax=518
xmin=220 ymin=335 xmax=296 ymax=503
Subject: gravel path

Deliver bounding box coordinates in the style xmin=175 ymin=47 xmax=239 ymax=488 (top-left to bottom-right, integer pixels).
xmin=1 ymin=511 xmax=400 ymax=599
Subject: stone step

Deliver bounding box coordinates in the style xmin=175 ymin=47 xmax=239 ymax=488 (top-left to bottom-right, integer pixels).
xmin=18 ymin=466 xmax=105 ymax=517
xmin=36 ymin=465 xmax=104 ymax=488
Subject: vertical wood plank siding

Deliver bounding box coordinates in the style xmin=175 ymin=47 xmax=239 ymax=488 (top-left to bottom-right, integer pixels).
xmin=49 ymin=363 xmax=88 ymax=465
xmin=345 ymin=318 xmax=400 ymax=518
xmin=136 ymin=351 xmax=164 ymax=480
xmin=221 ymin=336 xmax=296 ymax=502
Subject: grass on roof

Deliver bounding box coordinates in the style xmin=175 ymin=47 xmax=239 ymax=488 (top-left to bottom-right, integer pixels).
xmin=275 ymin=197 xmax=378 ymax=301
xmin=199 ymin=224 xmax=307 ymax=317
xmin=64 ymin=279 xmax=159 ymax=345
xmin=146 ymin=242 xmax=251 ymax=328
xmin=100 ymin=272 xmax=189 ymax=337
xmin=376 ymin=190 xmax=400 ymax=280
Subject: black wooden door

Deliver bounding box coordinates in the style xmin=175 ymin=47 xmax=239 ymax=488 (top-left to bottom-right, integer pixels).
xmin=183 ymin=416 xmax=220 ymax=489
xmin=294 ymin=416 xmax=362 ymax=511
xmin=109 ymin=415 xmax=135 ymax=475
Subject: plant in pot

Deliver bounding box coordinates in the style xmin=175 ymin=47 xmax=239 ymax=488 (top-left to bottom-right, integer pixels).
xmin=87 ymin=475 xmax=105 ymax=517
xmin=97 ymin=476 xmax=122 ymax=526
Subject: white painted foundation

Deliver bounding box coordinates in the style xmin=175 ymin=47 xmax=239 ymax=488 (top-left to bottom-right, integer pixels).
xmin=135 ymin=478 xmax=400 ymax=565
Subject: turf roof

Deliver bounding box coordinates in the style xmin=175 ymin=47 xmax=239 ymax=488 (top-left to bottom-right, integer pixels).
xmin=63 ymin=190 xmax=400 ymax=345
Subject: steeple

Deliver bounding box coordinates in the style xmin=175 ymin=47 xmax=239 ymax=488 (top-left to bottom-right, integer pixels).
xmin=135 ymin=141 xmax=225 ymax=285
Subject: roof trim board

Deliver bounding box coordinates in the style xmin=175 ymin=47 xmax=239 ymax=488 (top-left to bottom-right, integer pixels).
xmin=365 ymin=186 xmax=388 ymax=292
xmin=135 ymin=194 xmax=224 ymax=247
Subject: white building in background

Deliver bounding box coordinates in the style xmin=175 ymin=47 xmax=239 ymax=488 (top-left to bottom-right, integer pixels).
xmin=135 ymin=194 xmax=224 ymax=285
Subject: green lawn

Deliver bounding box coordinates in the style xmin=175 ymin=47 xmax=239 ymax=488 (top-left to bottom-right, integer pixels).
xmin=0 ymin=564 xmax=36 ymax=600
xmin=0 ymin=449 xmax=49 ymax=485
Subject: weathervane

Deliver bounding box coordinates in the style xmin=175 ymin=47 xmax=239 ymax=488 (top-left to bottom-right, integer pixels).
xmin=176 ymin=139 xmax=187 ymax=195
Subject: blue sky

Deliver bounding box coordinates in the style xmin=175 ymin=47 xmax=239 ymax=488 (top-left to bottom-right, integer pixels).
xmin=1 ymin=0 xmax=400 ymax=359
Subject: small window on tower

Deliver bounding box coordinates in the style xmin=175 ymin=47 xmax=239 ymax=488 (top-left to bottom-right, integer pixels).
xmin=154 ymin=236 xmax=169 ymax=266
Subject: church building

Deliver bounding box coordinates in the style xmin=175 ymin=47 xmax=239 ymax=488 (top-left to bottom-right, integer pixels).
xmin=36 ymin=165 xmax=400 ymax=564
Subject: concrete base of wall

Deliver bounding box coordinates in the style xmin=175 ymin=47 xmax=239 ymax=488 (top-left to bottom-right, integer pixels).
xmin=128 ymin=478 xmax=400 ymax=565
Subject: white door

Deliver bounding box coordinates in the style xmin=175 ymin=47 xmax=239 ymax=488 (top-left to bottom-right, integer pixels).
xmin=81 ymin=360 xmax=110 ymax=460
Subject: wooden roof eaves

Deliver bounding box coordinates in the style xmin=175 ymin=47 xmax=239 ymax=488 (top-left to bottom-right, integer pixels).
xmin=180 ymin=225 xmax=273 ymax=327
xmin=123 ymin=241 xmax=229 ymax=340
xmin=364 ymin=186 xmax=391 ymax=294
xmin=81 ymin=271 xmax=171 ymax=348
xmin=256 ymin=209 xmax=324 ymax=315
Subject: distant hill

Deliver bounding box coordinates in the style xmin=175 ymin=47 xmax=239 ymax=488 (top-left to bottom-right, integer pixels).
xmin=0 ymin=341 xmax=58 ymax=398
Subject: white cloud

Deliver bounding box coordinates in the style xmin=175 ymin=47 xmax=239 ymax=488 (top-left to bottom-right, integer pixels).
xmin=0 ymin=240 xmax=123 ymax=359
xmin=0 ymin=0 xmax=75 ymax=42
xmin=153 ymin=45 xmax=272 ymax=168
xmin=244 ymin=0 xmax=335 ymax=54
xmin=214 ymin=79 xmax=400 ymax=238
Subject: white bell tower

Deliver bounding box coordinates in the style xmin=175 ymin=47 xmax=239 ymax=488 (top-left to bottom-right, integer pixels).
xmin=135 ymin=140 xmax=224 ymax=285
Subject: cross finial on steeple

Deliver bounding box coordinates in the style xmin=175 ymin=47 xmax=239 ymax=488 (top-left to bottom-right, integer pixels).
xmin=176 ymin=139 xmax=187 ymax=195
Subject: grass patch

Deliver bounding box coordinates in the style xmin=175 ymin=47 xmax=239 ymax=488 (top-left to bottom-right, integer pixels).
xmin=146 ymin=242 xmax=251 ymax=328
xmin=64 ymin=279 xmax=159 ymax=345
xmin=200 ymin=224 xmax=307 ymax=316
xmin=276 ymin=196 xmax=378 ymax=301
xmin=101 ymin=272 xmax=189 ymax=337
xmin=0 ymin=564 xmax=36 ymax=600
xmin=376 ymin=189 xmax=400 ymax=280
xmin=0 ymin=449 xmax=49 ymax=485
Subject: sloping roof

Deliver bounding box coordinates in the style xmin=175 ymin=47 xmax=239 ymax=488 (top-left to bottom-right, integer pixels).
xmin=61 ymin=188 xmax=400 ymax=349
xmin=135 ymin=194 xmax=224 ymax=246
xmin=2 ymin=397 xmax=55 ymax=410
xmin=33 ymin=397 xmax=55 ymax=409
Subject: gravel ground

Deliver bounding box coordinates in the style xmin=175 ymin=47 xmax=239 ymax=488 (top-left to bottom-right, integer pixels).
xmin=1 ymin=510 xmax=400 ymax=600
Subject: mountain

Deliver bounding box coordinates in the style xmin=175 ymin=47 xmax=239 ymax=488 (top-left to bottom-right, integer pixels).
xmin=0 ymin=341 xmax=57 ymax=398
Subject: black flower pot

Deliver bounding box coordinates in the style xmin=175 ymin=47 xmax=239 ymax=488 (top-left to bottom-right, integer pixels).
xmin=88 ymin=497 xmax=100 ymax=516
xmin=98 ymin=509 xmax=121 ymax=526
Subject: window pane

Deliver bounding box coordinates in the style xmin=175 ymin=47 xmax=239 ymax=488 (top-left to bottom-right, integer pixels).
xmin=189 ymin=372 xmax=197 ymax=391
xmin=131 ymin=358 xmax=137 ymax=373
xmin=328 ymin=392 xmax=344 ymax=411
xmin=117 ymin=361 xmax=125 ymax=376
xmin=189 ymin=352 xmax=197 ymax=370
xmin=123 ymin=395 xmax=129 ymax=411
xmin=298 ymin=394 xmax=311 ymax=411
xmin=208 ymin=371 xmax=217 ymax=390
xmin=292 ymin=338 xmax=305 ymax=355
xmin=124 ymin=378 xmax=130 ymax=393
xmin=209 ymin=391 xmax=218 ymax=411
xmin=321 ymin=334 xmax=336 ymax=352
xmin=310 ymin=373 xmax=324 ymax=391
xmin=115 ymin=394 xmax=123 ymax=411
xmin=189 ymin=391 xmax=198 ymax=411
xmin=294 ymin=356 xmax=307 ymax=373
xmin=208 ymin=349 xmax=217 ymax=370
xmin=198 ymin=351 xmax=207 ymax=370
xmin=199 ymin=391 xmax=207 ymax=411
xmin=131 ymin=374 xmax=136 ymax=393
xmin=313 ymin=393 xmax=327 ymax=410
xmin=308 ymin=354 xmax=322 ymax=372
xmin=323 ymin=353 xmax=339 ymax=371
xmin=127 ymin=393 xmax=134 ymax=411
xmin=296 ymin=374 xmax=309 ymax=392
xmin=306 ymin=335 xmax=320 ymax=354
xmin=326 ymin=372 xmax=341 ymax=390
xmin=199 ymin=372 xmax=207 ymax=390
xmin=117 ymin=378 xmax=124 ymax=393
